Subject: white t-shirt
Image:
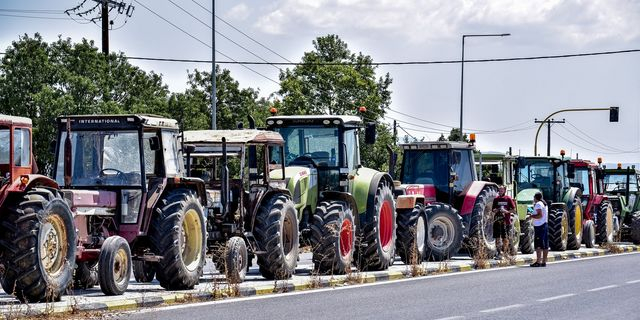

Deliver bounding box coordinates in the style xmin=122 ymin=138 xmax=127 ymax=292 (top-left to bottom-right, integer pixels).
xmin=533 ymin=201 xmax=548 ymax=226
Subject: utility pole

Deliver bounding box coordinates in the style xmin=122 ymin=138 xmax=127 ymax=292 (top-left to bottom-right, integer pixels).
xmin=211 ymin=0 xmax=217 ymax=129
xmin=534 ymin=118 xmax=565 ymax=156
xmin=66 ymin=0 xmax=134 ymax=55
xmin=101 ymin=1 xmax=109 ymax=54
xmin=392 ymin=120 xmax=397 ymax=145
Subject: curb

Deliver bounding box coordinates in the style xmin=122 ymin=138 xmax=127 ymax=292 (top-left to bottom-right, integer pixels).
xmin=2 ymin=245 xmax=639 ymax=319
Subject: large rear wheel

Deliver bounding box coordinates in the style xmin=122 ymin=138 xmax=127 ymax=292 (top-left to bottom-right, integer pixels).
xmin=0 ymin=188 xmax=76 ymax=303
xmin=596 ymin=202 xmax=614 ymax=244
xmin=149 ymin=189 xmax=206 ymax=290
xmin=467 ymin=186 xmax=498 ymax=258
xmin=357 ymin=180 xmax=396 ymax=271
xmin=549 ymin=207 xmax=569 ymax=251
xmin=425 ymin=203 xmax=463 ymax=261
xmin=310 ymin=200 xmax=355 ymax=274
xmin=254 ymin=194 xmax=299 ymax=280
xmin=630 ymin=212 xmax=640 ymax=245
xmin=566 ymin=198 xmax=583 ymax=250
xmin=395 ymin=204 xmax=427 ymax=264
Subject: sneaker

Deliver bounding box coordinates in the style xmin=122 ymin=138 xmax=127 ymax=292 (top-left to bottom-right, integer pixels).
xmin=540 ymin=262 xmax=546 ymax=267
xmin=530 ymin=262 xmax=541 ymax=267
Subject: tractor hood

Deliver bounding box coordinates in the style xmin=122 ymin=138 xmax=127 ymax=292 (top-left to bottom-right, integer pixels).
xmin=516 ymin=188 xmax=539 ymax=220
xmin=394 ymin=184 xmax=437 ymax=202
xmin=269 ymin=166 xmax=317 ymax=212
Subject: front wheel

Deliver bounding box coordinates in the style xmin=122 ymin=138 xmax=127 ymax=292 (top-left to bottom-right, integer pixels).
xmin=425 ymin=203 xmax=463 ymax=261
xmin=596 ymin=202 xmax=614 ymax=244
xmin=310 ymin=201 xmax=355 ymax=275
xmin=583 ymin=220 xmax=596 ymax=248
xmin=0 ymin=188 xmax=76 ymax=303
xmin=549 ymin=207 xmax=569 ymax=251
xmin=98 ymin=236 xmax=132 ymax=296
xmin=467 ymin=186 xmax=498 ymax=258
xmin=395 ymin=204 xmax=427 ymax=264
xmin=223 ymin=236 xmax=248 ymax=284
xmin=357 ymin=180 xmax=396 ymax=271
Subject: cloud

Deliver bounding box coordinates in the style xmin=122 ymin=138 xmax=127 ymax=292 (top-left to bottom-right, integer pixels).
xmin=225 ymin=3 xmax=251 ymax=21
xmin=254 ymin=0 xmax=640 ymax=45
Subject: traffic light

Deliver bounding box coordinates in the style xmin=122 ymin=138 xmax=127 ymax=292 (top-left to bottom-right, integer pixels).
xmin=610 ymin=106 xmax=619 ymax=122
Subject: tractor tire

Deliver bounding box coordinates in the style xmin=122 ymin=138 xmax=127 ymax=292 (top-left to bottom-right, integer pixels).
xmin=549 ymin=207 xmax=569 ymax=251
xmin=74 ymin=261 xmax=98 ymax=289
xmin=519 ymin=218 xmax=535 ymax=254
xmin=0 ymin=188 xmax=76 ymax=303
xmin=356 ymin=180 xmax=396 ymax=271
xmin=630 ymin=212 xmax=640 ymax=245
xmin=98 ymin=236 xmax=132 ymax=296
xmin=254 ymin=194 xmax=299 ymax=280
xmin=395 ymin=204 xmax=427 ymax=265
xmin=133 ymin=260 xmax=156 ymax=283
xmin=310 ymin=201 xmax=355 ymax=275
xmin=149 ymin=189 xmax=206 ymax=290
xmin=596 ymin=202 xmax=614 ymax=244
xmin=583 ymin=220 xmax=596 ymax=248
xmin=566 ymin=198 xmax=583 ymax=250
xmin=223 ymin=236 xmax=248 ymax=283
xmin=467 ymin=186 xmax=499 ymax=258
xmin=425 ymin=203 xmax=463 ymax=261
xmin=508 ymin=215 xmax=520 ymax=256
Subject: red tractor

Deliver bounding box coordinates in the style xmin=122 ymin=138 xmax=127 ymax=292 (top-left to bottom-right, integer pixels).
xmin=568 ymin=159 xmax=615 ymax=247
xmin=0 ymin=114 xmax=76 ymax=303
xmin=393 ymin=138 xmax=499 ymax=262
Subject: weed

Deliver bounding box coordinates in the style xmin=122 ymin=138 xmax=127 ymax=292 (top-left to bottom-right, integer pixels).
xmin=601 ymin=242 xmax=624 ymax=254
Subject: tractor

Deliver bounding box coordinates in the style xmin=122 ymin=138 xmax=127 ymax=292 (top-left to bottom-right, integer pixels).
xmin=0 ymin=114 xmax=76 ymax=303
xmin=513 ymin=152 xmax=583 ymax=252
xmin=567 ymin=159 xmax=615 ymax=247
xmin=266 ymin=113 xmax=395 ymax=274
xmin=52 ymin=115 xmax=207 ymax=296
xmin=603 ymin=164 xmax=640 ymax=244
xmin=182 ymin=129 xmax=299 ymax=282
xmin=392 ymin=138 xmax=501 ymax=262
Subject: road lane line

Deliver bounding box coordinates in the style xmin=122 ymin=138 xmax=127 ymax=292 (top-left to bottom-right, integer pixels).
xmin=432 ymin=316 xmax=464 ymax=320
xmin=537 ymin=293 xmax=575 ymax=302
xmin=587 ymin=285 xmax=618 ymax=292
xmin=626 ymin=279 xmax=640 ymax=284
xmin=479 ymin=304 xmax=524 ymax=313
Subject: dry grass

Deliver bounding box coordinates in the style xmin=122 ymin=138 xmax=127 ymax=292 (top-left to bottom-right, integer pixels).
xmin=469 ymin=238 xmax=490 ymax=269
xmin=601 ymin=242 xmax=624 ymax=254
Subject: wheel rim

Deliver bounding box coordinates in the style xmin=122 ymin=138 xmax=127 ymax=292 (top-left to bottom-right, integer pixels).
xmin=379 ymin=200 xmax=393 ymax=250
xmin=339 ymin=219 xmax=353 ymax=259
xmin=181 ymin=209 xmax=203 ymax=272
xmin=40 ymin=215 xmax=67 ymax=277
xmin=282 ymin=209 xmax=295 ymax=257
xmin=561 ymin=213 xmax=569 ymax=247
xmin=114 ymin=247 xmax=129 ymax=285
xmin=416 ymin=215 xmax=426 ymax=253
xmin=574 ymin=205 xmax=582 ymax=240
xmin=429 ymin=216 xmax=455 ymax=250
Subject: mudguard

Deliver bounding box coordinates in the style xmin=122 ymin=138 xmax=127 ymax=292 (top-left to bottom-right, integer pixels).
xmin=350 ymin=167 xmax=394 ymax=226
xmin=0 ymin=174 xmax=59 ymax=208
xmin=270 ymin=166 xmax=317 ymax=219
xmin=561 ymin=187 xmax=582 ymax=212
xmin=319 ymin=190 xmax=359 ymax=224
xmin=459 ymin=181 xmax=497 ymax=216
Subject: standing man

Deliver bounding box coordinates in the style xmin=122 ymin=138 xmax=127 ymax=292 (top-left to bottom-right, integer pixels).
xmin=530 ymin=192 xmax=549 ymax=267
xmin=492 ymin=185 xmax=515 ymax=259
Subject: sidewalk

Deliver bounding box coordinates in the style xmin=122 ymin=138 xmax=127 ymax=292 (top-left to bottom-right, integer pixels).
xmin=1 ymin=243 xmax=638 ymax=319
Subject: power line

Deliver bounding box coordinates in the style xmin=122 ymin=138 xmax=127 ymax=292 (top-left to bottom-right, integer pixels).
xmin=387 ymin=107 xmax=534 ymax=132
xmin=551 ymin=128 xmax=640 ymax=155
xmin=165 ymin=0 xmax=281 ymax=71
xmin=563 ymin=120 xmax=629 ymax=153
xmin=0 ymin=13 xmax=76 ymax=20
xmin=557 ymin=123 xmax=638 ymax=154
xmin=132 ymin=0 xmax=279 ymax=85
xmin=397 ymin=125 xmax=418 ymax=141
xmin=0 ymin=8 xmax=65 ymax=14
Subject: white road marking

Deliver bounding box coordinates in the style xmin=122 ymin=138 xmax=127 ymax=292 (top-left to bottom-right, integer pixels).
xmin=587 ymin=285 xmax=618 ymax=292
xmin=626 ymin=279 xmax=640 ymax=284
xmin=433 ymin=317 xmax=464 ymax=320
xmin=479 ymin=304 xmax=524 ymax=313
xmin=537 ymin=293 xmax=576 ymax=302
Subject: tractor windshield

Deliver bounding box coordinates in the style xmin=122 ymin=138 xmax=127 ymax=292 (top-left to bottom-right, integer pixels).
xmin=604 ymin=174 xmax=638 ymax=193
xmin=516 ymin=160 xmax=557 ymax=200
xmin=570 ymin=168 xmax=590 ymax=196
xmin=273 ymin=126 xmax=340 ymax=167
xmin=401 ymin=149 xmax=450 ymax=195
xmin=55 ymin=130 xmax=142 ymax=187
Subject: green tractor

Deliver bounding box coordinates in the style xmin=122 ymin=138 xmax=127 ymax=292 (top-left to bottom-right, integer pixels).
xmin=513 ymin=153 xmax=584 ymax=252
xmin=266 ymin=114 xmax=395 ymax=274
xmin=603 ymin=164 xmax=640 ymax=244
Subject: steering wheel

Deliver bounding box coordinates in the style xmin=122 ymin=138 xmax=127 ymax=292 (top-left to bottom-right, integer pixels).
xmin=531 ymin=173 xmax=543 ymax=180
xmin=99 ymin=168 xmax=127 ymax=184
xmin=289 ymin=155 xmax=317 ymax=168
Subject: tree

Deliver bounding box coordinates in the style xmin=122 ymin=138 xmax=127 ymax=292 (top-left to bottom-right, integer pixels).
xmin=446 ymin=128 xmax=469 ymax=142
xmin=0 ymin=34 xmax=171 ymax=173
xmin=278 ymin=34 xmax=394 ymax=167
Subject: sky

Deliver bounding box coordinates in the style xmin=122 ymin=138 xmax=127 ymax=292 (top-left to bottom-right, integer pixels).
xmin=0 ymin=0 xmax=639 ymax=163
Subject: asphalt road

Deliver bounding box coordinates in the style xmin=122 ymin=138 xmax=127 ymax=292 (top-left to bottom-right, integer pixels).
xmin=123 ymin=252 xmax=640 ymax=320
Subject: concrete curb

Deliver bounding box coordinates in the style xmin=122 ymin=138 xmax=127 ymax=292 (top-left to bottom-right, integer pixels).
xmin=2 ymin=245 xmax=638 ymax=319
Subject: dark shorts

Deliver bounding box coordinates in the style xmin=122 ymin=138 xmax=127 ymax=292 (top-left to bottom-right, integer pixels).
xmin=534 ymin=223 xmax=549 ymax=249
xmin=493 ymin=221 xmax=509 ymax=239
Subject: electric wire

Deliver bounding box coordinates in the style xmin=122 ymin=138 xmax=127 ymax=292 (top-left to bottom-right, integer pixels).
xmin=563 ymin=120 xmax=629 ymax=153
xmin=551 ymin=128 xmax=639 ymax=155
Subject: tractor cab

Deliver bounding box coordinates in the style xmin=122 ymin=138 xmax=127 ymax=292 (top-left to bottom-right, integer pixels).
xmin=567 ymin=159 xmax=606 ymax=216
xmin=0 ymin=115 xmax=34 ymax=191
xmin=603 ymin=164 xmax=640 ymax=243
xmin=514 ymin=156 xmax=570 ymax=204
xmin=398 ymin=141 xmax=477 ymax=205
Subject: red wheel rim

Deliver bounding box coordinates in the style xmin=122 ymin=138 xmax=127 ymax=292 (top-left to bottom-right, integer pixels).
xmin=379 ymin=200 xmax=393 ymax=250
xmin=340 ymin=219 xmax=353 ymax=259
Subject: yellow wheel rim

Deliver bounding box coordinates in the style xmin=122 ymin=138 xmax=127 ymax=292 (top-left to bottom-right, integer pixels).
xmin=114 ymin=248 xmax=129 ymax=285
xmin=561 ymin=213 xmax=569 ymax=245
xmin=574 ymin=205 xmax=582 ymax=239
xmin=40 ymin=215 xmax=67 ymax=277
xmin=181 ymin=209 xmax=203 ymax=272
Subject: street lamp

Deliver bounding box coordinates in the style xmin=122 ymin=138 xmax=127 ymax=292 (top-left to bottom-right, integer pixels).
xmin=459 ymin=33 xmax=510 ymax=141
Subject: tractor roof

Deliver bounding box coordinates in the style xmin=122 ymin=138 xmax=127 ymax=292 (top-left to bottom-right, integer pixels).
xmin=57 ymin=114 xmax=178 ymax=129
xmin=604 ymin=166 xmax=639 ymax=174
xmin=569 ymin=159 xmax=599 ymax=168
xmin=517 ymin=156 xmax=566 ymax=161
xmin=0 ymin=114 xmax=32 ymax=126
xmin=400 ymin=141 xmax=475 ymax=151
xmin=266 ymin=115 xmax=363 ymax=128
xmin=183 ymin=129 xmax=284 ymax=145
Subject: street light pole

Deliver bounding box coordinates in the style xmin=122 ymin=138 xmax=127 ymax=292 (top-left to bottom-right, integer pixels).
xmin=459 ymin=33 xmax=510 ymax=141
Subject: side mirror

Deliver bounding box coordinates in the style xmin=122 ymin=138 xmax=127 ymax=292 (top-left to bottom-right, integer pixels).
xmin=149 ymin=136 xmax=160 ymax=151
xmin=567 ymin=164 xmax=575 ymax=179
xmin=49 ymin=140 xmax=57 ymax=154
xmin=184 ymin=144 xmax=196 ymax=154
xmin=365 ymin=123 xmax=376 ymax=144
